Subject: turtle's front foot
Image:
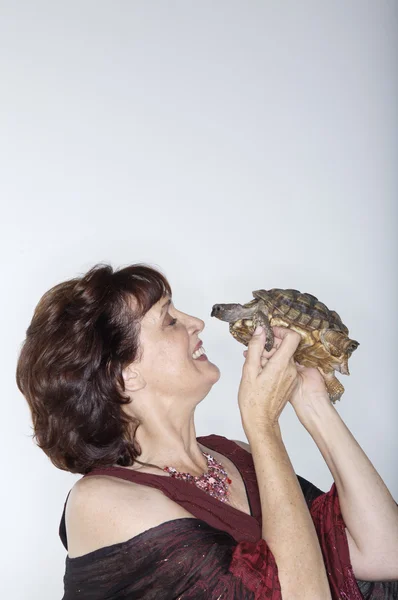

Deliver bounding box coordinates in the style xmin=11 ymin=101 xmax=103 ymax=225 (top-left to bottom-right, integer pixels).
xmin=253 ymin=311 xmax=274 ymax=351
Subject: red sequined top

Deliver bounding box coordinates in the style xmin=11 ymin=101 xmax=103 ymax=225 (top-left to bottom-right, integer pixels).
xmin=59 ymin=434 xmax=397 ymax=599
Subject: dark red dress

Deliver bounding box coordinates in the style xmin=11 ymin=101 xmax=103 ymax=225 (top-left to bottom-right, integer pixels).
xmin=59 ymin=434 xmax=398 ymax=599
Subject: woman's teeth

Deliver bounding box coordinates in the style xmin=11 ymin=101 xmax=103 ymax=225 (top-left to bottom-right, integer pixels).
xmin=192 ymin=346 xmax=206 ymax=359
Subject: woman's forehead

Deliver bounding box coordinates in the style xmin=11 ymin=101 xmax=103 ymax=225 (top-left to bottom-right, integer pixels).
xmin=142 ymin=295 xmax=173 ymax=322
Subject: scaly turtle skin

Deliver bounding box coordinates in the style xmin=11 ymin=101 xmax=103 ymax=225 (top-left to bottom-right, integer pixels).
xmin=211 ymin=289 xmax=359 ymax=403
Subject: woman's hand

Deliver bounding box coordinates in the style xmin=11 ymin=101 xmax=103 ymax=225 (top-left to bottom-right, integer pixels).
xmin=238 ymin=325 xmax=301 ymax=435
xmin=288 ymin=364 xmax=332 ymax=428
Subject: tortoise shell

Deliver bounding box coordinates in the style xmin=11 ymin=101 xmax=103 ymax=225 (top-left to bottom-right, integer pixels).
xmin=252 ymin=288 xmax=349 ymax=335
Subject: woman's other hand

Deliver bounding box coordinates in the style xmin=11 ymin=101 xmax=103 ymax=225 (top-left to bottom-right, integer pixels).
xmin=289 ymin=364 xmax=332 ymax=429
xmin=238 ymin=326 xmax=301 ymax=435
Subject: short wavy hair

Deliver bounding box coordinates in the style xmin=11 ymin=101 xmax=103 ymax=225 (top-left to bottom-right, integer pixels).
xmin=16 ymin=263 xmax=171 ymax=474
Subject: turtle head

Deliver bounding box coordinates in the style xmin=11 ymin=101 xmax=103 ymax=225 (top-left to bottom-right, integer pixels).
xmin=211 ymin=303 xmax=245 ymax=323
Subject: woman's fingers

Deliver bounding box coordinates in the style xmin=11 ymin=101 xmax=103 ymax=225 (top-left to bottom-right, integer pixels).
xmin=242 ymin=326 xmax=266 ymax=378
xmin=243 ymin=326 xmax=300 ymax=363
xmin=238 ymin=326 xmax=302 ymax=432
xmin=243 ymin=346 xmax=277 ymax=361
xmin=243 ymin=352 xmax=269 ymax=376
xmin=242 ymin=325 xmax=301 ymax=383
xmin=268 ymin=326 xmax=301 ymax=362
xmin=263 ymin=346 xmax=278 ymax=359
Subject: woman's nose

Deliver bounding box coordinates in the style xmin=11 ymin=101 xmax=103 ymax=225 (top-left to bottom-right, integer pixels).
xmin=187 ymin=314 xmax=205 ymax=334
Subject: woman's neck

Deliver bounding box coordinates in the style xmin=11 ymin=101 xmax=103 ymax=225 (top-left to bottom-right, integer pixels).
xmin=131 ymin=415 xmax=208 ymax=476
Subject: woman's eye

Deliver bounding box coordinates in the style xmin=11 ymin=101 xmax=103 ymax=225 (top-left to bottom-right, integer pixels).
xmin=168 ymin=318 xmax=177 ymax=326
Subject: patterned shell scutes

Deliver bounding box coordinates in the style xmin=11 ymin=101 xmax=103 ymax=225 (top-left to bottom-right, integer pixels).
xmin=252 ymin=289 xmax=349 ymax=335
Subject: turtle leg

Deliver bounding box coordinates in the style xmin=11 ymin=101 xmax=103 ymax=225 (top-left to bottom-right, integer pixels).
xmin=318 ymin=367 xmax=345 ymax=404
xmin=253 ymin=310 xmax=274 ymax=351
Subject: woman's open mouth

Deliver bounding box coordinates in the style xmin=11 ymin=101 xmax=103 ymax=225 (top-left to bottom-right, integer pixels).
xmin=192 ymin=346 xmax=207 ymax=360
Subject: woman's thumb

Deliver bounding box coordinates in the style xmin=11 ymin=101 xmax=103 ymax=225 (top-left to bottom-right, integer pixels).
xmin=244 ymin=326 xmax=265 ymax=369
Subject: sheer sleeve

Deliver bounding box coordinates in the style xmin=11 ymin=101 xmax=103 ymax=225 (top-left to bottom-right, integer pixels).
xmin=309 ymin=482 xmax=363 ymax=599
xmin=310 ymin=483 xmax=398 ymax=600
xmin=62 ymin=518 xmax=280 ymax=600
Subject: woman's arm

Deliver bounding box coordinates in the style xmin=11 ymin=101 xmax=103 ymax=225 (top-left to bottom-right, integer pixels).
xmin=290 ymin=366 xmax=398 ymax=582
xmin=239 ymin=327 xmax=332 ymax=599
xmin=247 ymin=425 xmax=332 ymax=598
xmin=296 ymin=396 xmax=398 ymax=581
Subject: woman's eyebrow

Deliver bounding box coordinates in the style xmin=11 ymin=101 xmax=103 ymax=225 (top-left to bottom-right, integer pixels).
xmin=160 ymin=298 xmax=172 ymax=316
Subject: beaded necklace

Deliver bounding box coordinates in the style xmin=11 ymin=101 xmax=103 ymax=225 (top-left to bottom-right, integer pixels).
xmin=163 ymin=452 xmax=232 ymax=503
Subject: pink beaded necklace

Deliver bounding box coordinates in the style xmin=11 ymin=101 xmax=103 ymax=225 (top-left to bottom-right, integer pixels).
xmin=163 ymin=452 xmax=232 ymax=503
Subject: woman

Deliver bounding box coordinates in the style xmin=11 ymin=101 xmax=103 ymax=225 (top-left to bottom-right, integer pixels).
xmin=16 ymin=263 xmax=398 ymax=599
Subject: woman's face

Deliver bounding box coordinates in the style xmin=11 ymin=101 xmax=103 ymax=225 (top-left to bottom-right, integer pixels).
xmin=128 ymin=296 xmax=220 ymax=406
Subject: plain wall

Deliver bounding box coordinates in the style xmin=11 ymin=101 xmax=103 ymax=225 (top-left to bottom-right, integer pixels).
xmin=1 ymin=1 xmax=397 ymax=598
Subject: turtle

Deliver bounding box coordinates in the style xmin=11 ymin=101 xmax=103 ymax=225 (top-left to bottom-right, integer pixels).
xmin=211 ymin=289 xmax=359 ymax=403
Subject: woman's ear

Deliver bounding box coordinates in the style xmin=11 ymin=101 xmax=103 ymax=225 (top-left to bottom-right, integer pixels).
xmin=122 ymin=364 xmax=146 ymax=392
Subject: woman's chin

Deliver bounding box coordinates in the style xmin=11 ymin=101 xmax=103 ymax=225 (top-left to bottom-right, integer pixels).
xmin=192 ymin=356 xmax=220 ymax=384
xmin=206 ymin=360 xmax=221 ymax=383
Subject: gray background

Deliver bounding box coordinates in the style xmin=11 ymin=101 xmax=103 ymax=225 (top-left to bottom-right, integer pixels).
xmin=1 ymin=1 xmax=397 ymax=598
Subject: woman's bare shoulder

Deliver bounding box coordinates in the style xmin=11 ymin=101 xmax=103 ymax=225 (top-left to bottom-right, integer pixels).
xmin=65 ymin=473 xmax=195 ymax=558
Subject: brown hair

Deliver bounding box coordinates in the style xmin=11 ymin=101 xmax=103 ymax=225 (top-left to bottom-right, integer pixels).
xmin=16 ymin=263 xmax=171 ymax=474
